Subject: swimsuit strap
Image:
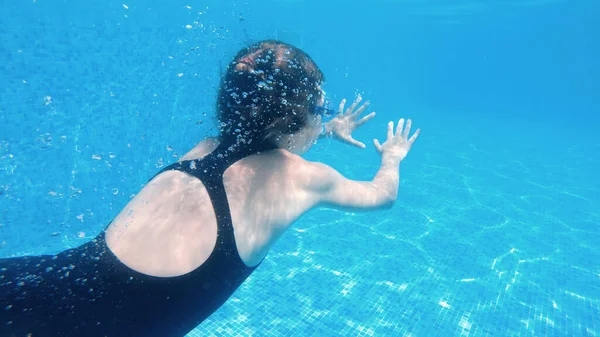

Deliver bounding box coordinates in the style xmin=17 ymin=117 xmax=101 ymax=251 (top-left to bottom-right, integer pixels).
xmin=154 ymin=139 xmax=277 ymax=266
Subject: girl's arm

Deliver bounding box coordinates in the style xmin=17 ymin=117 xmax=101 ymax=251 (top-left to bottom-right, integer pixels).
xmin=305 ymin=119 xmax=420 ymax=211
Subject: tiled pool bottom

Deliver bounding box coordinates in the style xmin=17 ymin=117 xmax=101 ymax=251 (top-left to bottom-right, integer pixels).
xmin=188 ymin=208 xmax=600 ymax=337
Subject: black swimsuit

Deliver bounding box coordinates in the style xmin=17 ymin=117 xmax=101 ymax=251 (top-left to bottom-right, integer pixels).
xmin=0 ymin=139 xmax=277 ymax=337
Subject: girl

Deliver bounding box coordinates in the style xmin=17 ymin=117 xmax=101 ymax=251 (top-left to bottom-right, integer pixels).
xmin=0 ymin=40 xmax=420 ymax=337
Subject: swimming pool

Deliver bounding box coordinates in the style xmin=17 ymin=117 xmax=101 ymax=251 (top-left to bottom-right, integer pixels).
xmin=1 ymin=0 xmax=598 ymax=336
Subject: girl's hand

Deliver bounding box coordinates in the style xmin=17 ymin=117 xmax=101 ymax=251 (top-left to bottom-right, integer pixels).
xmin=323 ymin=95 xmax=376 ymax=148
xmin=374 ymin=119 xmax=420 ymax=162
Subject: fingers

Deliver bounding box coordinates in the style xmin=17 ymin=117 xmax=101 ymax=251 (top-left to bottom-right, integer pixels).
xmin=387 ymin=121 xmax=394 ymax=140
xmin=338 ymin=99 xmax=346 ymax=114
xmin=345 ymin=95 xmax=362 ymax=115
xmin=373 ymin=139 xmax=382 ymax=153
xmin=340 ymin=134 xmax=366 ymax=149
xmin=408 ymin=128 xmax=421 ymax=145
xmin=355 ymin=112 xmax=376 ymax=126
xmin=395 ymin=118 xmax=405 ymax=138
xmin=351 ymin=101 xmax=370 ymax=118
xmin=345 ymin=137 xmax=366 ymax=149
xmin=401 ymin=119 xmax=411 ymax=139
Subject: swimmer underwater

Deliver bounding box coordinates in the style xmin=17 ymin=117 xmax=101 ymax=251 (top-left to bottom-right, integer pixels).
xmin=0 ymin=39 xmax=420 ymax=337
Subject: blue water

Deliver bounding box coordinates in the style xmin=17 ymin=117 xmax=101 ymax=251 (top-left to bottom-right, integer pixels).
xmin=1 ymin=0 xmax=599 ymax=336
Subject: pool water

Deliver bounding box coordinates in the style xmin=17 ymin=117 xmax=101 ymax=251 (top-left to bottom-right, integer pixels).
xmin=1 ymin=0 xmax=598 ymax=336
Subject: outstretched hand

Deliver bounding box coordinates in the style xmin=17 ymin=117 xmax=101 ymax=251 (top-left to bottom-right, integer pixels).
xmin=323 ymin=95 xmax=376 ymax=148
xmin=374 ymin=118 xmax=420 ymax=162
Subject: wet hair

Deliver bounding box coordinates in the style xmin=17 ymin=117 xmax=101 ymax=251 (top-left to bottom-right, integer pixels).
xmin=216 ymin=40 xmax=325 ymax=147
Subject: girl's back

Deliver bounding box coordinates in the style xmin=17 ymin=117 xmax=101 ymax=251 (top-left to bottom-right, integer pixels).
xmin=106 ymin=138 xmax=315 ymax=276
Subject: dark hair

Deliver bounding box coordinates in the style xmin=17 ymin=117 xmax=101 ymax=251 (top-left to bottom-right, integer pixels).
xmin=216 ymin=40 xmax=325 ymax=147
